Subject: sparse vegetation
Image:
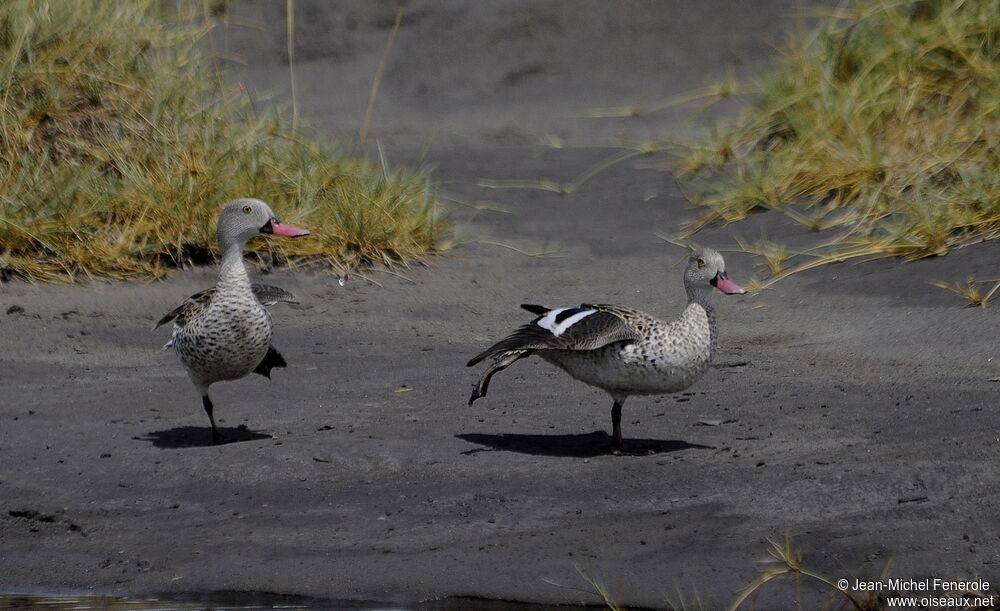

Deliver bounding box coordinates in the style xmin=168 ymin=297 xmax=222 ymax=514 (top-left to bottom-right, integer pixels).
xmin=729 ymin=537 xmax=876 ymax=611
xmin=0 ymin=1 xmax=444 ymax=282
xmin=728 ymin=537 xmax=1000 ymax=611
xmin=674 ymin=0 xmax=999 ymax=288
xmin=930 ymin=276 xmax=1000 ymax=307
xmin=583 ymin=536 xmax=1000 ymax=611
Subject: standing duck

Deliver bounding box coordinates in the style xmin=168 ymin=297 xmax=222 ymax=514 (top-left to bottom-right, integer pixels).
xmin=156 ymin=198 xmax=309 ymax=443
xmin=467 ymin=248 xmax=745 ymax=452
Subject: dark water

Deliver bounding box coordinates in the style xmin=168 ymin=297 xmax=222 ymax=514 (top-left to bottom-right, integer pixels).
xmin=0 ymin=591 xmax=610 ymax=610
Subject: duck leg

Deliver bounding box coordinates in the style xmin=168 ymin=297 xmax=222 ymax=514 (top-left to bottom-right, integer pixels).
xmin=202 ymin=395 xmax=224 ymax=444
xmin=611 ymin=398 xmax=625 ymax=452
xmin=469 ymin=350 xmax=530 ymax=406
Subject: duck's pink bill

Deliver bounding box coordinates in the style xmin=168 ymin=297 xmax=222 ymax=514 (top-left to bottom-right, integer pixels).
xmin=271 ymin=222 xmax=310 ymax=238
xmin=715 ymin=277 xmax=745 ymax=295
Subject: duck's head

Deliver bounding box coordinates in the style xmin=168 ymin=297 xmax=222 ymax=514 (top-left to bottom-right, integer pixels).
xmin=217 ymin=198 xmax=310 ymax=248
xmin=684 ymin=248 xmax=745 ymax=298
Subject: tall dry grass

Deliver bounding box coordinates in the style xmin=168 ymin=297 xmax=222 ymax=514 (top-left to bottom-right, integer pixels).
xmin=0 ymin=1 xmax=443 ymax=282
xmin=675 ymin=0 xmax=999 ymax=288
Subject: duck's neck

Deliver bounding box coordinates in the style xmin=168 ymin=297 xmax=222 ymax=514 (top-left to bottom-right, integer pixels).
xmin=218 ymin=241 xmax=251 ymax=290
xmin=687 ymin=286 xmax=718 ymax=361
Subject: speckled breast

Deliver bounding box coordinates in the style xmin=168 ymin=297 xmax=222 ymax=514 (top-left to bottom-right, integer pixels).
xmin=174 ymin=300 xmax=272 ymax=385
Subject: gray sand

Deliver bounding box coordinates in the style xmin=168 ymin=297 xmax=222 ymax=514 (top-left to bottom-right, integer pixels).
xmin=2 ymin=2 xmax=998 ymax=609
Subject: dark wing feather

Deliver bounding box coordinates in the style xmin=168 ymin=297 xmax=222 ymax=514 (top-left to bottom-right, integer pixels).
xmin=520 ymin=304 xmax=550 ymax=315
xmin=155 ymin=284 xmax=296 ymax=329
xmin=467 ymin=305 xmax=642 ymax=367
xmin=154 ymin=288 xmax=214 ymax=329
xmin=251 ymin=283 xmax=298 ymax=306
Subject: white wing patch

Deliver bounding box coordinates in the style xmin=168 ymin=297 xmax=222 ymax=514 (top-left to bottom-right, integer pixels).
xmin=536 ymin=308 xmax=596 ymax=337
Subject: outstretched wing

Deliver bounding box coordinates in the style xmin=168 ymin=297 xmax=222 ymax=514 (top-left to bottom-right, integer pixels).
xmin=154 ymin=284 xmax=298 ymax=329
xmin=467 ymin=304 xmax=643 ymax=367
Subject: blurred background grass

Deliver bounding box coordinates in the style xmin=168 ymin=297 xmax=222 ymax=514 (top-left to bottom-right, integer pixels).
xmin=0 ymin=0 xmax=445 ymax=282
xmin=675 ymin=0 xmax=999 ymax=289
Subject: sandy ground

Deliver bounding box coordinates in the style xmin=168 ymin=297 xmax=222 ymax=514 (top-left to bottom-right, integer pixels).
xmin=3 ymin=2 xmax=1000 ymax=609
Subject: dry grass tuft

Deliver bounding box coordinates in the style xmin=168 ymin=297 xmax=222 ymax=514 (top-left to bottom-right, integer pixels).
xmin=0 ymin=1 xmax=444 ymax=282
xmin=731 ymin=536 xmax=1000 ymax=610
xmin=674 ymin=0 xmax=1000 ymax=284
xmin=930 ymin=276 xmax=1000 ymax=307
xmin=730 ymin=536 xmax=878 ymax=611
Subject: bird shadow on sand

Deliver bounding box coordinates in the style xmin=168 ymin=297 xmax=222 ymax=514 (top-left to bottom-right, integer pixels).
xmin=456 ymin=431 xmax=712 ymax=457
xmin=135 ymin=425 xmax=271 ymax=449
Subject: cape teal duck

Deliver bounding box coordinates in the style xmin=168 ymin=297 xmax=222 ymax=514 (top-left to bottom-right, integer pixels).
xmin=156 ymin=198 xmax=309 ymax=443
xmin=468 ymin=248 xmax=745 ymax=452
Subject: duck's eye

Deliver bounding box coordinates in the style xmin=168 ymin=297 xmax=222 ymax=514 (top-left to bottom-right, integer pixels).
xmin=697 ymin=258 xmax=706 ymax=268
xmin=241 ymin=205 xmax=252 ymax=215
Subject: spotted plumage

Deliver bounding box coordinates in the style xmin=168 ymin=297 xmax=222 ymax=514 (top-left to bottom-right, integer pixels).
xmin=156 ymin=198 xmax=309 ymax=443
xmin=157 ymin=284 xmax=297 ymax=339
xmin=467 ymin=248 xmax=745 ymax=452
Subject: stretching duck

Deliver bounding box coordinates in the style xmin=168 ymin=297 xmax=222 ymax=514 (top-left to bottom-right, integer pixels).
xmin=467 ymin=248 xmax=744 ymax=452
xmin=156 ymin=199 xmax=309 ymax=443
